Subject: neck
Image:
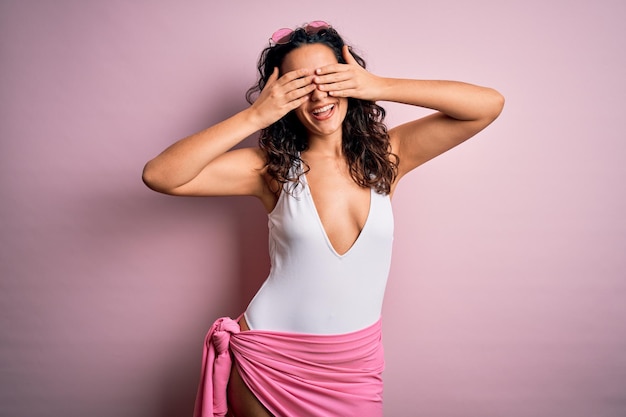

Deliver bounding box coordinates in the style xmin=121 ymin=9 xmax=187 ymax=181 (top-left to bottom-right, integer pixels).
xmin=306 ymin=132 xmax=343 ymax=158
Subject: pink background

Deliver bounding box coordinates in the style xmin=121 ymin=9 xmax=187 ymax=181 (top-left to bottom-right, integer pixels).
xmin=2 ymin=1 xmax=625 ymax=416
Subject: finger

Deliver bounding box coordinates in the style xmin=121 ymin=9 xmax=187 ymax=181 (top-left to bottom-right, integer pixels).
xmin=318 ymin=80 xmax=354 ymax=93
xmin=285 ymin=94 xmax=310 ymax=110
xmin=328 ymin=88 xmax=356 ymax=98
xmin=314 ymin=71 xmax=352 ymax=86
xmin=314 ymin=63 xmax=349 ymax=76
xmin=268 ymin=67 xmax=279 ymax=82
xmin=315 ymin=70 xmax=355 ymax=88
xmin=279 ymin=68 xmax=314 ymax=84
xmin=261 ymin=67 xmax=280 ymax=90
xmin=285 ymin=82 xmax=317 ymax=101
xmin=285 ymin=74 xmax=315 ymax=91
xmin=280 ymin=85 xmax=316 ymax=113
xmin=342 ymin=45 xmax=359 ymax=65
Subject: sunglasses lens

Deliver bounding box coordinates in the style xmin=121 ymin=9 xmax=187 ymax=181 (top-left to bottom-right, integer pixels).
xmin=270 ymin=21 xmax=330 ymax=45
xmin=307 ymin=20 xmax=328 ymax=29
xmin=305 ymin=20 xmax=329 ymax=34
xmin=271 ymin=28 xmax=294 ymax=44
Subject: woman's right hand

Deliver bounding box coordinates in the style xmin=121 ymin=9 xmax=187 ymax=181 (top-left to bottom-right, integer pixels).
xmin=249 ymin=67 xmax=317 ymax=128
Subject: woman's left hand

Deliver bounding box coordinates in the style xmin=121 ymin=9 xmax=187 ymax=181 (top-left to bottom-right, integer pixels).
xmin=313 ymin=45 xmax=385 ymax=101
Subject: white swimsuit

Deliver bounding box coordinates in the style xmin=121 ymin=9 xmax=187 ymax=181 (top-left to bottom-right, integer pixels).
xmin=244 ymin=169 xmax=394 ymax=335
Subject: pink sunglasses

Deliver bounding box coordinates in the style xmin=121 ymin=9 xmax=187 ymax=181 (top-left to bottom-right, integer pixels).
xmin=270 ymin=20 xmax=331 ymax=45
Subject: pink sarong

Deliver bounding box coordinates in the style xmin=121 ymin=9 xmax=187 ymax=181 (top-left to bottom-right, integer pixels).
xmin=193 ymin=316 xmax=385 ymax=417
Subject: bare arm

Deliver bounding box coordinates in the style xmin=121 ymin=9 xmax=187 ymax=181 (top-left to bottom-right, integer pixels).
xmin=142 ymin=68 xmax=317 ymax=205
xmin=142 ymin=108 xmax=262 ymax=194
xmin=381 ymin=78 xmax=504 ymax=179
xmin=314 ymin=46 xmax=505 ymax=185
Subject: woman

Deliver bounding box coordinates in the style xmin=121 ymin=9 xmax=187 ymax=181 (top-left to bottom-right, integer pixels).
xmin=143 ymin=21 xmax=504 ymax=417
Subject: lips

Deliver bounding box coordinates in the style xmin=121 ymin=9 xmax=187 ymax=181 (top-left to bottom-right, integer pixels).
xmin=311 ymin=103 xmax=335 ymax=120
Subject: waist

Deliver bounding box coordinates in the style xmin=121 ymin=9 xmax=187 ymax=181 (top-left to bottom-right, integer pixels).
xmin=244 ymin=272 xmax=388 ymax=334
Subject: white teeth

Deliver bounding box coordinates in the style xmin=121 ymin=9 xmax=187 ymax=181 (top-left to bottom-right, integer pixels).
xmin=312 ymin=104 xmax=334 ymax=114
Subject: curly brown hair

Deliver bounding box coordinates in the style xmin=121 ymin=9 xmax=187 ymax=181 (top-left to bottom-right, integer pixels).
xmin=246 ymin=25 xmax=398 ymax=194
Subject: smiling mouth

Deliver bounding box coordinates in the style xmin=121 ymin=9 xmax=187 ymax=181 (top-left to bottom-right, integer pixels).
xmin=311 ymin=104 xmax=335 ymax=119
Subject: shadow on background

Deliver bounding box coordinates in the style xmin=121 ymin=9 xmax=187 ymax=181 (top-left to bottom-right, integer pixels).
xmin=154 ymin=195 xmax=269 ymax=417
xmin=63 ymin=81 xmax=272 ymax=417
xmin=129 ymin=79 xmax=272 ymax=416
xmin=79 ymin=190 xmax=270 ymax=417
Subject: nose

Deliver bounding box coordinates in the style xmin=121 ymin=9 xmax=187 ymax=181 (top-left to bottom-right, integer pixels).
xmin=310 ymin=86 xmax=328 ymax=101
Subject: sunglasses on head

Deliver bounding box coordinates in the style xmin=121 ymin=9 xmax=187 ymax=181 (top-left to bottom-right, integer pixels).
xmin=270 ymin=20 xmax=331 ymax=45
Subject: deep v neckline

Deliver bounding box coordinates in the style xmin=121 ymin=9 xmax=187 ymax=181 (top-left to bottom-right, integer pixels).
xmin=301 ymin=172 xmax=373 ymax=258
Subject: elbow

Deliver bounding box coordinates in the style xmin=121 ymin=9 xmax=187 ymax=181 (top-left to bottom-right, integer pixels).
xmin=486 ymin=88 xmax=505 ymax=121
xmin=142 ymin=161 xmax=186 ymax=195
xmin=141 ymin=161 xmax=166 ymax=193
